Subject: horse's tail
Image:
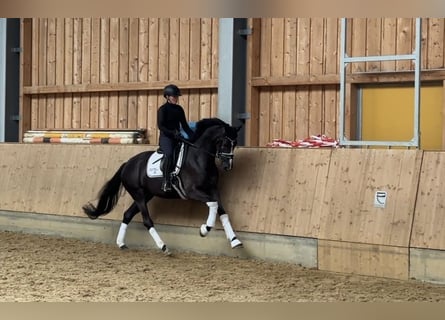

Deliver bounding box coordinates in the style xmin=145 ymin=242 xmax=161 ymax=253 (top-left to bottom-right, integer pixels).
xmin=82 ymin=162 xmax=126 ymax=219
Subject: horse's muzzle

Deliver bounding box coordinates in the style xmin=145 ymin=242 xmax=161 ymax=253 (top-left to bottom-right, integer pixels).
xmin=222 ymin=158 xmax=233 ymax=171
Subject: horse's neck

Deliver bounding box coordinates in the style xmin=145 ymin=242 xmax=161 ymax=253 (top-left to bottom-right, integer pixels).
xmin=184 ymin=126 xmax=222 ymax=169
xmin=195 ymin=126 xmax=224 ymax=149
xmin=194 ymin=126 xmax=222 ymax=152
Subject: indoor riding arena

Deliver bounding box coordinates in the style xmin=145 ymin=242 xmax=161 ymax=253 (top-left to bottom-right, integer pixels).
xmin=2 ymin=18 xmax=445 ymax=302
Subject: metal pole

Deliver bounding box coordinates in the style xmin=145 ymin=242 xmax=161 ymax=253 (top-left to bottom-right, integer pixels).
xmin=218 ymin=18 xmax=234 ymax=125
xmin=339 ymin=18 xmax=347 ymax=144
xmin=413 ymin=18 xmax=422 ymax=148
xmin=0 ymin=19 xmax=7 ymax=142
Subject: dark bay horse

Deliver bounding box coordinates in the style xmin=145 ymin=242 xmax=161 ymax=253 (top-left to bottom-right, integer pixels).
xmin=82 ymin=118 xmax=243 ymax=255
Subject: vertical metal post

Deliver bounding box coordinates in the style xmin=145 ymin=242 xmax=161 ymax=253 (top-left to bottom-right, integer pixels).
xmin=218 ymin=18 xmax=234 ymax=125
xmin=413 ymin=18 xmax=422 ymax=148
xmin=338 ymin=18 xmax=347 ymax=146
xmin=0 ymin=18 xmax=6 ymax=142
xmin=218 ymin=18 xmax=248 ymax=145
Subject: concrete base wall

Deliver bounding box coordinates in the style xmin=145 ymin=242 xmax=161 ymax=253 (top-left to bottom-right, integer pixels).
xmin=410 ymin=248 xmax=445 ymax=284
xmin=4 ymin=210 xmax=445 ymax=284
xmin=0 ymin=210 xmax=317 ymax=268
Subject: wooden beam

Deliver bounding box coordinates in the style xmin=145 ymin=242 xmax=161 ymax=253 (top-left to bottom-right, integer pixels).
xmin=245 ymin=18 xmax=261 ymax=146
xmin=23 ymin=79 xmax=218 ymax=95
xmin=251 ymin=75 xmax=339 ymax=87
xmin=19 ymin=18 xmax=33 ymax=141
xmin=350 ymin=70 xmax=445 ymax=84
xmin=250 ymin=70 xmax=445 ymax=87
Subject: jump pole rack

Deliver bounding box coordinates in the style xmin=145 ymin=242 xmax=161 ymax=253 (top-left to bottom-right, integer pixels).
xmin=22 ymin=129 xmax=148 ymax=144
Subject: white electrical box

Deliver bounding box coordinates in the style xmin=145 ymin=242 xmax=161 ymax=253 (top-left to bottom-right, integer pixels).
xmin=374 ymin=191 xmax=387 ymax=208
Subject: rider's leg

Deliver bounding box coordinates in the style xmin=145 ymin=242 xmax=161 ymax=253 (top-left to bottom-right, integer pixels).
xmin=159 ymin=135 xmax=174 ymax=192
xmin=162 ymin=156 xmax=174 ymax=192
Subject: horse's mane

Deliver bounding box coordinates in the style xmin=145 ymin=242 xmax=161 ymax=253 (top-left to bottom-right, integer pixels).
xmin=191 ymin=118 xmax=228 ymax=142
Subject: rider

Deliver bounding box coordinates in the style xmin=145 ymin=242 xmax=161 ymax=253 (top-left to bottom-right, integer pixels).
xmin=157 ymin=84 xmax=194 ymax=192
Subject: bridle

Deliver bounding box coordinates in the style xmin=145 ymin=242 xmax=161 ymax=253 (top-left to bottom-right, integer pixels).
xmin=180 ymin=133 xmax=236 ymax=161
xmin=215 ymin=135 xmax=236 ymax=162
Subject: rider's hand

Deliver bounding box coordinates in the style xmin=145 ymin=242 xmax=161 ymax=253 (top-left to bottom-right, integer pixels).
xmin=174 ymin=131 xmax=183 ymax=140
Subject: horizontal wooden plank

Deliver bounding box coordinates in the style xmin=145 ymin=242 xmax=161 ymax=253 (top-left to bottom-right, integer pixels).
xmin=350 ymin=70 xmax=445 ymax=84
xmin=251 ymin=74 xmax=339 ymax=86
xmin=24 ymin=70 xmax=445 ymax=95
xmin=23 ymin=79 xmax=218 ymax=95
xmin=250 ymin=70 xmax=445 ymax=87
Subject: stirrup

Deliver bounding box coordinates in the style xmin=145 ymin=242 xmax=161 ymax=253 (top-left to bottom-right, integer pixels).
xmin=162 ymin=180 xmax=172 ymax=192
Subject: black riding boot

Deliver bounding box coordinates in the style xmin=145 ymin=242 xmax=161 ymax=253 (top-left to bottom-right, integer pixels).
xmin=162 ymin=174 xmax=173 ymax=192
xmin=162 ymin=157 xmax=173 ymax=192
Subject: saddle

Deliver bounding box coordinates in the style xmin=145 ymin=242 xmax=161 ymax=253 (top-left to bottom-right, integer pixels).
xmin=147 ymin=122 xmax=195 ymax=178
xmin=146 ymin=143 xmax=188 ymax=199
xmin=146 ymin=143 xmax=186 ymax=178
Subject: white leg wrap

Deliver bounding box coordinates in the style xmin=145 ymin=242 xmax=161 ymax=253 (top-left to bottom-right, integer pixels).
xmin=220 ymin=214 xmax=242 ymax=248
xmin=116 ymin=223 xmax=128 ymax=248
xmin=205 ymin=202 xmax=218 ymax=227
xmin=220 ymin=214 xmax=236 ymax=241
xmin=149 ymin=227 xmax=165 ymax=250
xmin=201 ymin=201 xmax=218 ymax=236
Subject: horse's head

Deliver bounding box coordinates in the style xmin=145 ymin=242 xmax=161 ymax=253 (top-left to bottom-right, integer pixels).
xmin=216 ymin=124 xmax=241 ymax=171
xmin=193 ymin=118 xmax=243 ymax=171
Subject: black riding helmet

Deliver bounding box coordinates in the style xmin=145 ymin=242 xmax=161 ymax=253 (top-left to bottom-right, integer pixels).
xmin=163 ymin=84 xmax=182 ymax=98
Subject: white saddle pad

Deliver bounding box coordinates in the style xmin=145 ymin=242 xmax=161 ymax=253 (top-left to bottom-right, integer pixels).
xmin=146 ymin=144 xmax=186 ymax=178
xmin=146 ymin=152 xmax=164 ymax=178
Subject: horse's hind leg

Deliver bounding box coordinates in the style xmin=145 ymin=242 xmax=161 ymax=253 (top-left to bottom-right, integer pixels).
xmin=142 ymin=203 xmax=171 ymax=255
xmin=130 ymin=190 xmax=171 ymax=255
xmin=116 ymin=201 xmax=140 ymax=249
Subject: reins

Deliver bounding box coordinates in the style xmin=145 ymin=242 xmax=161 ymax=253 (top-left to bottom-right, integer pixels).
xmin=179 ymin=134 xmax=235 ymax=160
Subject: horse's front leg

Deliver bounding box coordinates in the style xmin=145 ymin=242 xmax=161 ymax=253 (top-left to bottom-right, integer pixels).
xmin=200 ymin=201 xmax=243 ymax=249
xmin=219 ymin=210 xmax=243 ymax=249
xmin=200 ymin=201 xmax=218 ymax=237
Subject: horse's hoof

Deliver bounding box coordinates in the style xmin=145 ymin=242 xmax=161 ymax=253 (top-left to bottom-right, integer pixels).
xmin=199 ymin=224 xmax=209 ymax=237
xmin=162 ymin=245 xmax=172 ymax=256
xmin=119 ymin=245 xmax=128 ymax=250
xmin=230 ymin=238 xmax=243 ymax=249
xmin=232 ymin=243 xmax=243 ymax=249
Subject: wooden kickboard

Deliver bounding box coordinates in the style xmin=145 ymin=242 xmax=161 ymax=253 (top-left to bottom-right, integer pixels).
xmin=411 ymin=151 xmax=445 ymax=250
xmin=317 ymin=148 xmax=422 ymax=247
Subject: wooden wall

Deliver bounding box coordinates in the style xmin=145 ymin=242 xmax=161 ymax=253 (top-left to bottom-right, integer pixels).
xmin=0 ymin=144 xmax=422 ymax=242
xmin=20 ymin=18 xmax=445 ymax=146
xmin=1 ymin=144 xmax=445 ymax=280
xmin=245 ymin=18 xmax=445 ymax=146
xmin=411 ymin=151 xmax=445 ymax=251
xmin=20 ymin=18 xmax=219 ymax=143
